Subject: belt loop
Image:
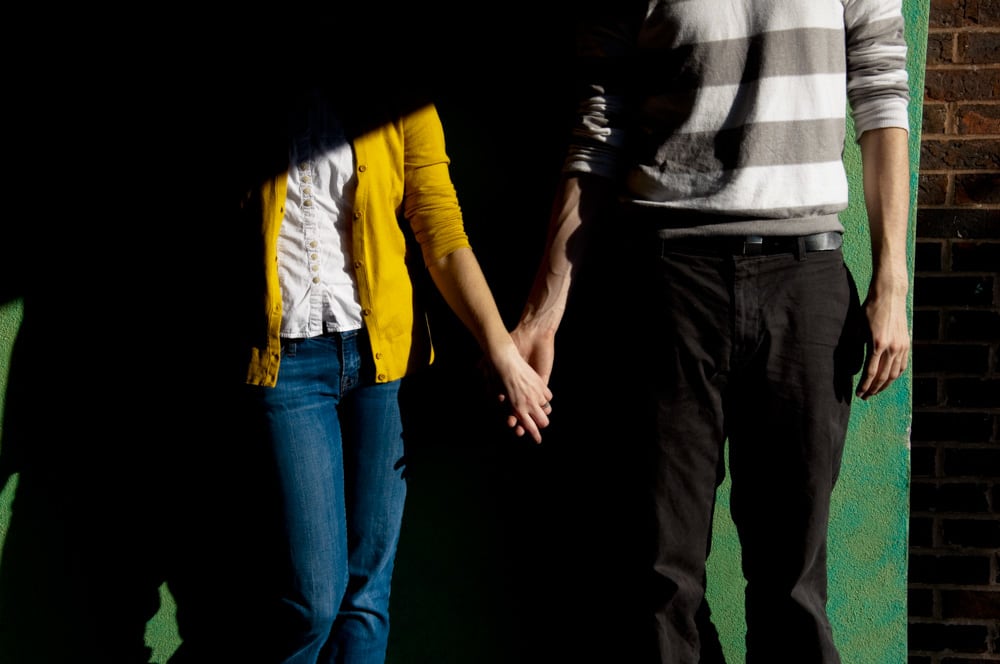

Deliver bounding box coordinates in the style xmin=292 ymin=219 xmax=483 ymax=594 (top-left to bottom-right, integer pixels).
xmin=744 ymin=234 xmax=764 ymax=256
xmin=796 ymin=236 xmax=806 ymax=261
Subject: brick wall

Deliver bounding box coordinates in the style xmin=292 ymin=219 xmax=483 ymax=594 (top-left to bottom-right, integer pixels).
xmin=908 ymin=0 xmax=1000 ymax=661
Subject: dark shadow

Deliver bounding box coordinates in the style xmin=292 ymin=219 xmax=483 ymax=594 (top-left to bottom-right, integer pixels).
xmin=0 ymin=7 xmax=658 ymax=663
xmin=387 ymin=23 xmax=655 ymax=660
xmin=0 ymin=30 xmax=456 ymax=661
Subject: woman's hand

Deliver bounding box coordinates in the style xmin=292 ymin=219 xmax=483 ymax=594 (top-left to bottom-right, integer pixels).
xmin=490 ymin=341 xmax=553 ymax=444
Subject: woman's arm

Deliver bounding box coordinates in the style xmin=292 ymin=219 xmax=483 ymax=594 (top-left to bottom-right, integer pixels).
xmin=427 ymin=247 xmax=553 ymax=443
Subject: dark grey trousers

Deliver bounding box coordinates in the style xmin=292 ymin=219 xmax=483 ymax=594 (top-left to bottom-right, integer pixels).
xmin=640 ymin=238 xmax=865 ymax=664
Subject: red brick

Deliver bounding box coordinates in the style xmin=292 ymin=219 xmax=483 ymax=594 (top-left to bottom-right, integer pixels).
xmin=945 ymin=378 xmax=1000 ymax=408
xmin=967 ymin=0 xmax=1000 ymax=26
xmin=932 ymin=0 xmax=1000 ymax=26
xmin=913 ymin=276 xmax=994 ymax=306
xmin=909 ymin=553 xmax=993 ymax=584
xmin=925 ymin=69 xmax=1000 ymax=102
xmin=955 ymin=102 xmax=1000 ymax=134
xmin=923 ymin=102 xmax=950 ymax=134
xmin=894 ymin=34 xmax=996 ymax=613
xmin=917 ymin=208 xmax=1000 ymax=238
xmin=940 ymin=589 xmax=1000 ymax=619
xmin=943 ymin=518 xmax=1000 ymax=548
xmin=951 ymin=241 xmax=1000 ymax=271
xmin=944 ymin=310 xmax=1000 ymax=341
xmin=919 ymin=173 xmax=951 ymax=204
xmin=920 ymin=139 xmax=1000 ymax=170
xmin=913 ymin=412 xmax=995 ymax=442
xmin=908 ymin=621 xmax=990 ymax=653
xmin=927 ymin=32 xmax=956 ymax=64
xmin=914 ymin=337 xmax=982 ymax=370
xmin=914 ymin=375 xmax=941 ymax=405
xmin=956 ymin=30 xmax=1000 ymax=63
xmin=944 ymin=448 xmax=1000 ymax=475
xmin=915 ymin=241 xmax=945 ymax=271
xmin=910 ymin=481 xmax=991 ymax=511
xmin=909 ymin=588 xmax=936 ymax=617
xmin=954 ymin=173 xmax=1000 ymax=204
xmin=910 ymin=446 xmax=938 ymax=478
xmin=929 ymin=0 xmax=965 ymax=28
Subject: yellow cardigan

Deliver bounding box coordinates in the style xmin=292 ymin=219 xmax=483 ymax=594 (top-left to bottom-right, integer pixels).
xmin=244 ymin=103 xmax=471 ymax=387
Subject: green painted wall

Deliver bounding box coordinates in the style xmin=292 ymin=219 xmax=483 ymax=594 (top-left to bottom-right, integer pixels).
xmin=0 ymin=4 xmax=927 ymax=661
xmin=0 ymin=300 xmax=20 ymax=550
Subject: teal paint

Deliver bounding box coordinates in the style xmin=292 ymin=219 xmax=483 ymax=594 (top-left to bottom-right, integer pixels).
xmin=0 ymin=300 xmax=20 ymax=436
xmin=0 ymin=300 xmax=21 ymax=548
xmin=0 ymin=3 xmax=928 ymax=660
xmin=146 ymin=585 xmax=179 ymax=662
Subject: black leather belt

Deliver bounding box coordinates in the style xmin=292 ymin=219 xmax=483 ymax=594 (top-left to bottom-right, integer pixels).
xmin=662 ymin=231 xmax=843 ymax=256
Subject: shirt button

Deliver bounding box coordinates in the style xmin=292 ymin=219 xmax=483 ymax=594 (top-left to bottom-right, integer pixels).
xmin=354 ymin=211 xmax=362 ymax=220
xmin=375 ymin=352 xmax=383 ymax=359
xmin=377 ymin=373 xmax=387 ymax=382
xmin=358 ymin=165 xmax=367 ymax=173
xmin=354 ymin=260 xmax=362 ymax=269
xmin=310 ymin=253 xmax=318 ymax=260
xmin=312 ymin=276 xmax=321 ymax=284
xmin=301 ymin=175 xmax=311 ymax=183
xmin=298 ymin=162 xmax=309 ymax=171
xmin=362 ymin=308 xmax=372 ymax=316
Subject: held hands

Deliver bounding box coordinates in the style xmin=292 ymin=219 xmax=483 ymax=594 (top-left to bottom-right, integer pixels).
xmin=493 ymin=325 xmax=557 ymax=442
xmin=510 ymin=324 xmax=555 ymax=387
xmin=489 ymin=340 xmax=553 ymax=444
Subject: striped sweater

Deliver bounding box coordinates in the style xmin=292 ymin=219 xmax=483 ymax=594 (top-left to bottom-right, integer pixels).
xmin=564 ymin=0 xmax=911 ymax=238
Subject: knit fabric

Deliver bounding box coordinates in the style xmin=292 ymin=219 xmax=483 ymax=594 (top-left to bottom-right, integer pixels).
xmin=565 ymin=0 xmax=910 ymax=237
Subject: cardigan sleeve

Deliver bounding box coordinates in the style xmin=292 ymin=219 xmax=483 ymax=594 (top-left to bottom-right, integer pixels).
xmin=400 ymin=104 xmax=472 ymax=267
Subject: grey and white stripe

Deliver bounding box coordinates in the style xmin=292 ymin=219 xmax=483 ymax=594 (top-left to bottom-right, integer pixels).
xmin=565 ymin=0 xmax=910 ymax=235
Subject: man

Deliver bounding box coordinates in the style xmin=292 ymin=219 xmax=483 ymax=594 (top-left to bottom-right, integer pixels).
xmin=510 ymin=2 xmax=912 ymax=662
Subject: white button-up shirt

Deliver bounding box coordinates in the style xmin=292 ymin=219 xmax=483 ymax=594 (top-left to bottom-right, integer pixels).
xmin=278 ymin=87 xmax=363 ymax=337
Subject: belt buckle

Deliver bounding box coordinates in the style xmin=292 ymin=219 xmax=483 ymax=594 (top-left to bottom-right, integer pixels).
xmin=742 ymin=234 xmax=764 ymax=256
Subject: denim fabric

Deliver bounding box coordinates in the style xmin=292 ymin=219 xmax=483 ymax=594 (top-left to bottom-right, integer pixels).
xmin=254 ymin=329 xmax=406 ymax=664
xmin=643 ymin=242 xmax=864 ymax=664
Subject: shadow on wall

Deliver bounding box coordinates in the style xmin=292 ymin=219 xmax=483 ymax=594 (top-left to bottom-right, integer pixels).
xmin=0 ymin=10 xmax=651 ymax=664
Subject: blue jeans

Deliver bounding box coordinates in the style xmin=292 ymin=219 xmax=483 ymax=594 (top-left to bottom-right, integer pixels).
xmin=252 ymin=329 xmax=407 ymax=664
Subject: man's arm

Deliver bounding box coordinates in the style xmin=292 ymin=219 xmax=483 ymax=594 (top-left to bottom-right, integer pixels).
xmin=855 ymin=126 xmax=911 ymax=400
xmin=506 ymin=174 xmax=612 ymax=435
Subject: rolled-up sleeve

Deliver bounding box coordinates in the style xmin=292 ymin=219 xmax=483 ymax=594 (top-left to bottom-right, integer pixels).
xmin=400 ymin=104 xmax=471 ymax=267
xmin=845 ymin=0 xmax=910 ymax=137
xmin=563 ymin=8 xmax=640 ymax=179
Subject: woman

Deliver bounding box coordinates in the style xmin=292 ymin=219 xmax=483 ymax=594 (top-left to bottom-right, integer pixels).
xmin=235 ymin=86 xmax=552 ymax=663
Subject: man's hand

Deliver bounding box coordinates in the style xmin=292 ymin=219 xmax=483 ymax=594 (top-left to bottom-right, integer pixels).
xmin=856 ymin=278 xmax=910 ymax=399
